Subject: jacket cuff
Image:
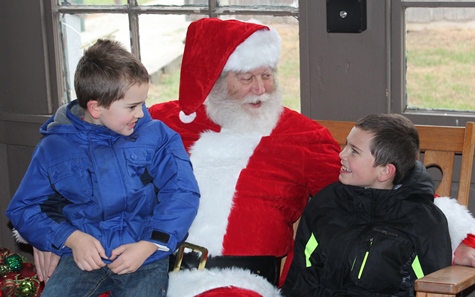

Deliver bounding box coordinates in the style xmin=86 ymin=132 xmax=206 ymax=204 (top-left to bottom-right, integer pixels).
xmin=462 ymin=234 xmax=475 ymax=248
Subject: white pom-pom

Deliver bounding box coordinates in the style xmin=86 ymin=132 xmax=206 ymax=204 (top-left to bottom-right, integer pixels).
xmin=179 ymin=110 xmax=197 ymax=124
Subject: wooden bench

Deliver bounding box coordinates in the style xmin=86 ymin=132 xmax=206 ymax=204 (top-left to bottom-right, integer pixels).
xmin=317 ymin=119 xmax=475 ymax=297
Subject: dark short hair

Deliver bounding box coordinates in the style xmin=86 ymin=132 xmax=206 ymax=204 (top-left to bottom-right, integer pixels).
xmin=355 ymin=114 xmax=419 ymax=185
xmin=74 ymin=39 xmax=149 ymax=109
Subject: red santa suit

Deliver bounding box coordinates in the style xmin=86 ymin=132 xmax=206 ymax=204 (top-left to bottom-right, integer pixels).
xmin=148 ymin=18 xmax=342 ymax=297
xmin=148 ymin=18 xmax=475 ymax=297
xmin=150 ymin=102 xmax=341 ymax=297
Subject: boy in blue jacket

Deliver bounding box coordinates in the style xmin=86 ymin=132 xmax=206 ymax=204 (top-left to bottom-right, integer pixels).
xmin=282 ymin=114 xmax=452 ymax=297
xmin=6 ymin=39 xmax=200 ymax=297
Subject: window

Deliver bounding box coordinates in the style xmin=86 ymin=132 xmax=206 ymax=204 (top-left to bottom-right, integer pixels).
xmin=392 ymin=0 xmax=475 ymax=123
xmin=51 ymin=0 xmax=301 ymax=111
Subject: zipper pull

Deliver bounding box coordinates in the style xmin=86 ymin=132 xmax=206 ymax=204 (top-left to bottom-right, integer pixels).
xmin=358 ymin=237 xmax=373 ymax=279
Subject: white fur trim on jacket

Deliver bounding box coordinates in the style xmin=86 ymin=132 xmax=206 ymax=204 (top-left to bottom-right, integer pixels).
xmin=434 ymin=196 xmax=475 ymax=254
xmin=186 ymin=130 xmax=262 ymax=255
xmin=12 ymin=229 xmax=28 ymax=244
xmin=168 ymin=267 xmax=282 ymax=297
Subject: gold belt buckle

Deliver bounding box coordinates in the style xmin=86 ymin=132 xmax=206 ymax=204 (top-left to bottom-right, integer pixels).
xmin=172 ymin=242 xmax=209 ymax=272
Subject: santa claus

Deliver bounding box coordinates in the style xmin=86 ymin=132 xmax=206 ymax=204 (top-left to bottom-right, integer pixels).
xmin=148 ymin=18 xmax=475 ymax=297
xmin=148 ymin=18 xmax=342 ymax=296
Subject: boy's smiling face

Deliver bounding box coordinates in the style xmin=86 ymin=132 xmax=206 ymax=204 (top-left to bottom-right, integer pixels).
xmin=339 ymin=127 xmax=393 ymax=190
xmin=86 ymin=82 xmax=149 ymax=136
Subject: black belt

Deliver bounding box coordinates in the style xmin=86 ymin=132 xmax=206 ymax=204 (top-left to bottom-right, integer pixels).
xmin=169 ymin=252 xmax=281 ymax=286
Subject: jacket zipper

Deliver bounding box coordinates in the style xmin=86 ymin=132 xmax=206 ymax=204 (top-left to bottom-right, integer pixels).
xmin=357 ymin=237 xmax=373 ymax=279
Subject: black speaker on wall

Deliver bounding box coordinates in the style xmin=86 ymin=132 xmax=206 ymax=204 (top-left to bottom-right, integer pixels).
xmin=327 ymin=0 xmax=367 ymax=33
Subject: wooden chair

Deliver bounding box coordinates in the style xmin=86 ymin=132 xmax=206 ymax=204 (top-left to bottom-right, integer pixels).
xmin=316 ymin=119 xmax=475 ymax=297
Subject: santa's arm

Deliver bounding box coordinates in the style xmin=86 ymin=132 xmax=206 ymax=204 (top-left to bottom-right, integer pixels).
xmin=434 ymin=196 xmax=475 ymax=267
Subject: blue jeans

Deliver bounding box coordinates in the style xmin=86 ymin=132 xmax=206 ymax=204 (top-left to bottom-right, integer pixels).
xmin=41 ymin=255 xmax=168 ymax=297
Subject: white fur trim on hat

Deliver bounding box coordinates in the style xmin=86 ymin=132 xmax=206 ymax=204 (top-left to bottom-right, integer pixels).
xmin=223 ymin=26 xmax=281 ymax=72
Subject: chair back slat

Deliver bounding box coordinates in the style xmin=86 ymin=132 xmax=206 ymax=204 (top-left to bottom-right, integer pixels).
xmin=423 ymin=150 xmax=454 ymax=198
xmin=458 ymin=122 xmax=475 ymax=206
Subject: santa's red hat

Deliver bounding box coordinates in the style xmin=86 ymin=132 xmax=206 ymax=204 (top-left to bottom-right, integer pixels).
xmin=178 ymin=18 xmax=282 ymax=123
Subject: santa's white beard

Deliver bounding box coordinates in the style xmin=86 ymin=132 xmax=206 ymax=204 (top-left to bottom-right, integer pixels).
xmin=204 ymin=80 xmax=283 ymax=136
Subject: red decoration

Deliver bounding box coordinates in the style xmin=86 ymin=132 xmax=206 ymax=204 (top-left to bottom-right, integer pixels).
xmin=0 ymin=248 xmax=111 ymax=296
xmin=0 ymin=248 xmax=42 ymax=297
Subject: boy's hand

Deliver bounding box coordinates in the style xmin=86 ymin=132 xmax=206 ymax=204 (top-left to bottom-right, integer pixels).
xmin=65 ymin=230 xmax=107 ymax=271
xmin=33 ymin=247 xmax=60 ymax=283
xmin=107 ymin=241 xmax=158 ymax=274
xmin=453 ymin=242 xmax=475 ymax=267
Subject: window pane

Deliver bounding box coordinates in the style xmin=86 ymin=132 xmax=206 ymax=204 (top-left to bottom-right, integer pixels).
xmin=137 ymin=0 xmax=200 ymax=5
xmin=405 ymin=7 xmax=475 ymax=112
xmin=57 ymin=1 xmax=300 ymax=111
xmin=64 ymin=0 xmax=126 ymax=5
xmin=139 ymin=14 xmax=190 ymax=105
xmin=220 ymin=0 xmax=297 ymax=6
xmin=60 ymin=13 xmax=130 ymax=101
xmin=143 ymin=16 xmax=300 ymax=112
xmin=136 ymin=0 xmax=297 ymax=6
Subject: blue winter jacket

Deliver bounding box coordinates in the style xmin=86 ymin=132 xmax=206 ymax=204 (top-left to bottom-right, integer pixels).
xmin=6 ymin=100 xmax=200 ymax=265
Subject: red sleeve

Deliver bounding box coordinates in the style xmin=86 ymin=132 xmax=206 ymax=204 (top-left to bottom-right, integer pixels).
xmin=462 ymin=234 xmax=475 ymax=248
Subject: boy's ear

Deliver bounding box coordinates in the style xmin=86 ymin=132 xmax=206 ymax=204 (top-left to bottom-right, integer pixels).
xmin=87 ymin=100 xmax=102 ymax=119
xmin=378 ymin=163 xmax=396 ymax=183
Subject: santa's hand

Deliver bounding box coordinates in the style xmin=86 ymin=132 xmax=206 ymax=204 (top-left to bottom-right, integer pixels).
xmin=108 ymin=241 xmax=157 ymax=274
xmin=33 ymin=247 xmax=60 ymax=283
xmin=65 ymin=230 xmax=107 ymax=271
xmin=453 ymin=242 xmax=475 ymax=267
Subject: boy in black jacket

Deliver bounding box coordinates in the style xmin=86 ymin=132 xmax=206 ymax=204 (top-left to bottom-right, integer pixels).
xmin=282 ymin=114 xmax=452 ymax=297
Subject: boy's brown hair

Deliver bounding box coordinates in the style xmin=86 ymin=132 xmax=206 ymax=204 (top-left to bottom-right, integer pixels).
xmin=74 ymin=39 xmax=149 ymax=109
xmin=355 ymin=114 xmax=420 ymax=185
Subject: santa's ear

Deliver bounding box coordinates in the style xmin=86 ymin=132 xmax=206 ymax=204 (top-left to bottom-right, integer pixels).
xmin=378 ymin=163 xmax=396 ymax=183
xmin=87 ymin=100 xmax=102 ymax=119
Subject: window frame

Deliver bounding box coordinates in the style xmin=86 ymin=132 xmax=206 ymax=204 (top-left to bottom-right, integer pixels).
xmin=49 ymin=0 xmax=299 ymax=109
xmin=391 ymin=0 xmax=475 ymax=126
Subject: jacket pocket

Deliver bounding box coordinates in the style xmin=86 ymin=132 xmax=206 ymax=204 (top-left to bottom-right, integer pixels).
xmin=350 ymin=227 xmax=415 ymax=294
xmin=48 ymin=157 xmax=93 ymax=202
xmin=123 ymin=147 xmax=156 ymax=207
xmin=124 ymin=148 xmax=153 ymax=188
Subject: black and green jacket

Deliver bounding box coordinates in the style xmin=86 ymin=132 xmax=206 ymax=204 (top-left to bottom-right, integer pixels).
xmin=282 ymin=161 xmax=452 ymax=297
